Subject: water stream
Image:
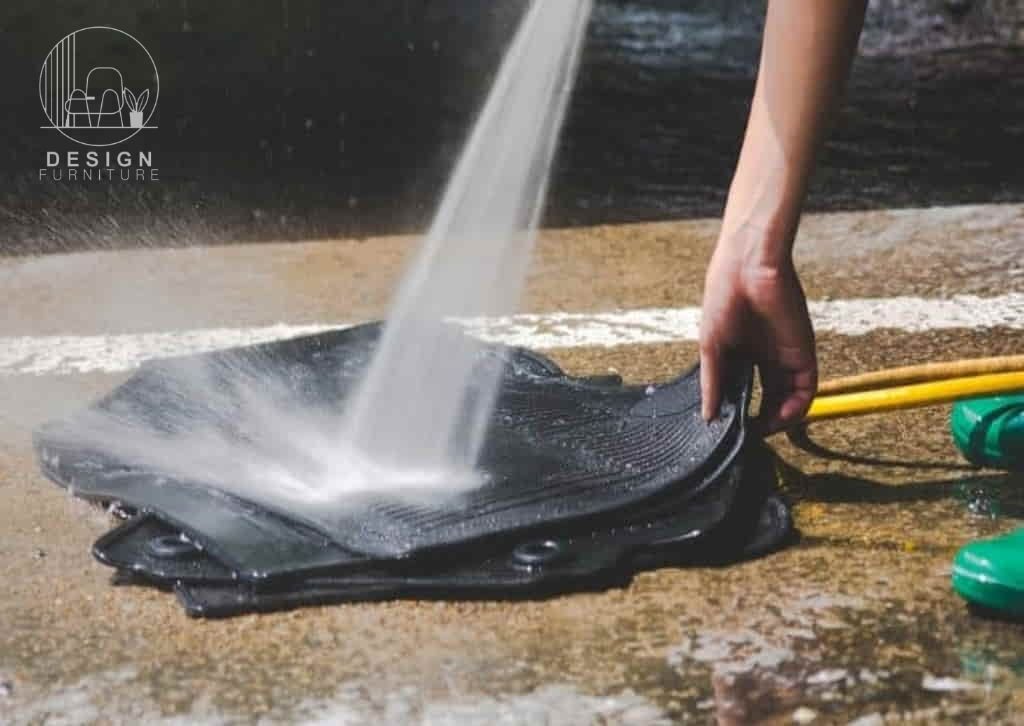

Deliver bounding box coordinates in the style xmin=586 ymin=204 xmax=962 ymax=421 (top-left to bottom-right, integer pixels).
xmin=332 ymin=0 xmax=592 ymax=495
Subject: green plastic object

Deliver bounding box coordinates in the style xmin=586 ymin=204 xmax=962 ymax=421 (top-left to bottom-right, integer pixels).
xmin=950 ymin=394 xmax=1024 ymax=471
xmin=953 ymin=528 xmax=1024 ymax=617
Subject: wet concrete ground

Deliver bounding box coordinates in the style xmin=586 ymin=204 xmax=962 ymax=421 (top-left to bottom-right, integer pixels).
xmin=2 ymin=203 xmax=1023 ymax=724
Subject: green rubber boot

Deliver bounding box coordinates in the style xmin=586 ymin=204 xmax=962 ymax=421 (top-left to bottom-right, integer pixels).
xmin=950 ymin=394 xmax=1024 ymax=470
xmin=953 ymin=528 xmax=1024 ymax=616
xmin=950 ymin=394 xmax=1024 ymax=615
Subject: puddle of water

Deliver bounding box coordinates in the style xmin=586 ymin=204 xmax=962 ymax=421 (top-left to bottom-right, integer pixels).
xmin=3 ymin=669 xmax=670 ymax=726
xmin=953 ymin=474 xmax=1024 ymax=519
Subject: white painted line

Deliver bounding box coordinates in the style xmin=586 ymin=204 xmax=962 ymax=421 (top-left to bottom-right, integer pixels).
xmin=1 ymin=292 xmax=1022 ymax=376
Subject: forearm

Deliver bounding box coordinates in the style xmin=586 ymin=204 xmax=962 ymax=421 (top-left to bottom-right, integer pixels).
xmin=721 ymin=0 xmax=867 ymax=266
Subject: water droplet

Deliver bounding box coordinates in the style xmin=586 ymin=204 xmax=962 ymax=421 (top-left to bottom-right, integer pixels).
xmin=966 ymin=487 xmax=1000 ymax=518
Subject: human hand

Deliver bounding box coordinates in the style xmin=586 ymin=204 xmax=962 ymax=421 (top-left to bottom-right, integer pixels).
xmin=694 ymin=0 xmax=865 ymax=433
xmin=698 ymin=228 xmax=817 ymax=434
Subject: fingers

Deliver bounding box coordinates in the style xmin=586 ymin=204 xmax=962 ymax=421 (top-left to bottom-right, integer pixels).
xmin=707 ymin=342 xmax=816 ymax=433
xmin=699 ymin=338 xmax=721 ymax=422
xmin=753 ymin=272 xmax=817 ymax=433
xmin=775 ymin=385 xmax=815 ymax=430
xmin=758 ymin=364 xmax=818 ymax=434
xmin=699 ymin=260 xmax=743 ymax=423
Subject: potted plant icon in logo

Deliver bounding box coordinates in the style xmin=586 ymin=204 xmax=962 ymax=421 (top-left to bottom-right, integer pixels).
xmin=122 ymin=87 xmax=150 ymax=128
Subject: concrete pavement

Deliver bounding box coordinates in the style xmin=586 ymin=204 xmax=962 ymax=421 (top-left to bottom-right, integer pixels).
xmin=2 ymin=203 xmax=1024 ymax=724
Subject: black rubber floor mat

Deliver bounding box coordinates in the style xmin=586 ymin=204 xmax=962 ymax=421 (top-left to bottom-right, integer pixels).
xmin=34 ymin=322 xmax=792 ymax=616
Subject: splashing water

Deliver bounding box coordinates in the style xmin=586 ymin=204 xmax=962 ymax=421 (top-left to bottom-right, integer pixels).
xmin=46 ymin=0 xmax=593 ymax=513
xmin=333 ymin=0 xmax=593 ymax=490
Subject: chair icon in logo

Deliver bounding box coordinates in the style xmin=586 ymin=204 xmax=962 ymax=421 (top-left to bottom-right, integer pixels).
xmin=41 ymin=26 xmax=159 ymax=146
xmin=85 ymin=67 xmax=126 ymax=128
xmin=62 ymin=67 xmax=127 ymax=128
xmin=63 ymin=89 xmax=91 ymax=127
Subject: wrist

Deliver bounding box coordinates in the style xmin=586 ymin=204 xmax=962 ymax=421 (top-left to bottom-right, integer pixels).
xmin=717 ymin=166 xmax=805 ymax=270
xmin=715 ymin=213 xmax=797 ymax=274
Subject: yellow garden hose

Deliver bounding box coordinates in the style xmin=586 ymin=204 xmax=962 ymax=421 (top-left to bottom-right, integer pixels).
xmin=816 ymin=354 xmax=1024 ymax=396
xmin=806 ymin=369 xmax=1024 ymax=423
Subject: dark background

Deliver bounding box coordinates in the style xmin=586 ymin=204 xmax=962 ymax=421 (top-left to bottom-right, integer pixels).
xmin=0 ymin=0 xmax=1021 ymax=254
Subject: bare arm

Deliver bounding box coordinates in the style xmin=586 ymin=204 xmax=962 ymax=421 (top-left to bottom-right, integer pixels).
xmin=699 ymin=0 xmax=867 ymax=432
